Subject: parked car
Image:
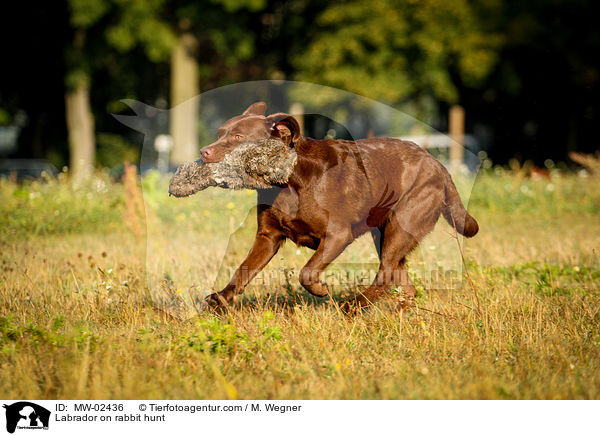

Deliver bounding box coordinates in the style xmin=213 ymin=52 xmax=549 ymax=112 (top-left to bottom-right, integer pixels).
xmin=0 ymin=159 xmax=58 ymax=181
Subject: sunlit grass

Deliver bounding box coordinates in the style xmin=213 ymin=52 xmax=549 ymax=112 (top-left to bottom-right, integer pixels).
xmin=0 ymin=169 xmax=599 ymax=399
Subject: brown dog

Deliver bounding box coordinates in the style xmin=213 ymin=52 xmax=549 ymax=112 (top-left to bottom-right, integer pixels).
xmin=196 ymin=102 xmax=478 ymax=311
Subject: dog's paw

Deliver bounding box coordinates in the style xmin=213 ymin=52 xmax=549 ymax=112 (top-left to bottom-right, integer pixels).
xmin=396 ymin=296 xmax=416 ymax=312
xmin=307 ymin=281 xmax=329 ymax=297
xmin=338 ymin=299 xmax=365 ymax=317
xmin=200 ymin=292 xmax=231 ymax=313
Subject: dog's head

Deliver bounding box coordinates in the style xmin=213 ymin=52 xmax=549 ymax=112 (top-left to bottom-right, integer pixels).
xmin=169 ymin=138 xmax=297 ymax=197
xmin=199 ymin=102 xmax=302 ymax=163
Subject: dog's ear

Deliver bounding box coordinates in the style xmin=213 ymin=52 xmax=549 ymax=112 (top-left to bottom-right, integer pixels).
xmin=266 ymin=113 xmax=301 ymax=147
xmin=242 ymin=102 xmax=267 ymax=116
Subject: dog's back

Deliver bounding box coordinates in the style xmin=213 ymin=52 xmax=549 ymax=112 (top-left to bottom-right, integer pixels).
xmin=268 ymin=136 xmax=475 ymax=239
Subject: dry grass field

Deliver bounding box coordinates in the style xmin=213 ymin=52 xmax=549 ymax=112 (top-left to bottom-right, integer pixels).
xmin=1 ymin=167 xmax=599 ymax=399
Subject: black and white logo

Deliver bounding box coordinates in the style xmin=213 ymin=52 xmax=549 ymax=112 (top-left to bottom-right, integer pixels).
xmin=3 ymin=402 xmax=50 ymax=434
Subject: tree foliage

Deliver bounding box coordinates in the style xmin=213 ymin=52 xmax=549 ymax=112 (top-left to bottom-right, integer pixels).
xmin=293 ymin=0 xmax=503 ymax=104
xmin=105 ymin=0 xmax=177 ymax=62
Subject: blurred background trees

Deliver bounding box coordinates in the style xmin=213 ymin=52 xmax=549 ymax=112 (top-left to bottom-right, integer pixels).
xmin=0 ymin=0 xmax=598 ymax=174
xmin=294 ymin=0 xmax=502 ymax=105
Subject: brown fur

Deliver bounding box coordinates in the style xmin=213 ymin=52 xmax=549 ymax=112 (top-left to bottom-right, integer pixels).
xmin=174 ymin=102 xmax=479 ymax=313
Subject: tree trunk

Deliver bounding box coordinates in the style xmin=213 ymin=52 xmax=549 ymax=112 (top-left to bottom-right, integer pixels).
xmin=65 ymin=81 xmax=95 ymax=180
xmin=449 ymin=104 xmax=465 ymax=174
xmin=169 ymin=33 xmax=199 ymax=166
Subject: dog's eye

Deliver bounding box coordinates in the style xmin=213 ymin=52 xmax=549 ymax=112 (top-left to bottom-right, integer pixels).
xmin=234 ymin=134 xmax=244 ymax=140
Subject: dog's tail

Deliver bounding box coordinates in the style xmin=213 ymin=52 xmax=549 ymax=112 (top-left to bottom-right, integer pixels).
xmin=441 ymin=169 xmax=479 ymax=237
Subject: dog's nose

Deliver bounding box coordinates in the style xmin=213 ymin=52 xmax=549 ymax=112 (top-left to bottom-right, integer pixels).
xmin=200 ymin=146 xmax=214 ymax=161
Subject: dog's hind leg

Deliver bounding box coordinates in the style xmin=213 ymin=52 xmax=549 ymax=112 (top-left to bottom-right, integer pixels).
xmin=370 ymin=228 xmax=416 ymax=307
xmin=395 ymin=258 xmax=417 ymax=309
xmin=346 ymin=191 xmax=441 ymax=313
xmin=345 ymin=223 xmax=418 ymax=311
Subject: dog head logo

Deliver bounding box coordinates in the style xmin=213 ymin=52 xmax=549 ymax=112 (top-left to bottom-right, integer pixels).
xmin=114 ymin=81 xmax=481 ymax=319
xmin=3 ymin=402 xmax=50 ymax=434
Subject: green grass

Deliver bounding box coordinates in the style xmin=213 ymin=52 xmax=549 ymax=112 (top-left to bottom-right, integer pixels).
xmin=0 ymin=168 xmax=599 ymax=399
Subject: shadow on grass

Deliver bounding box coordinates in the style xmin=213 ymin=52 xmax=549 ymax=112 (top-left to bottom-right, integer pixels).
xmin=236 ymin=290 xmax=338 ymax=311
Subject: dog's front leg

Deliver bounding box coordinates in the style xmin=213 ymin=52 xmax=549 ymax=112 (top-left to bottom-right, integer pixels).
xmin=205 ymin=230 xmax=284 ymax=308
xmin=299 ymin=230 xmax=352 ymax=297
